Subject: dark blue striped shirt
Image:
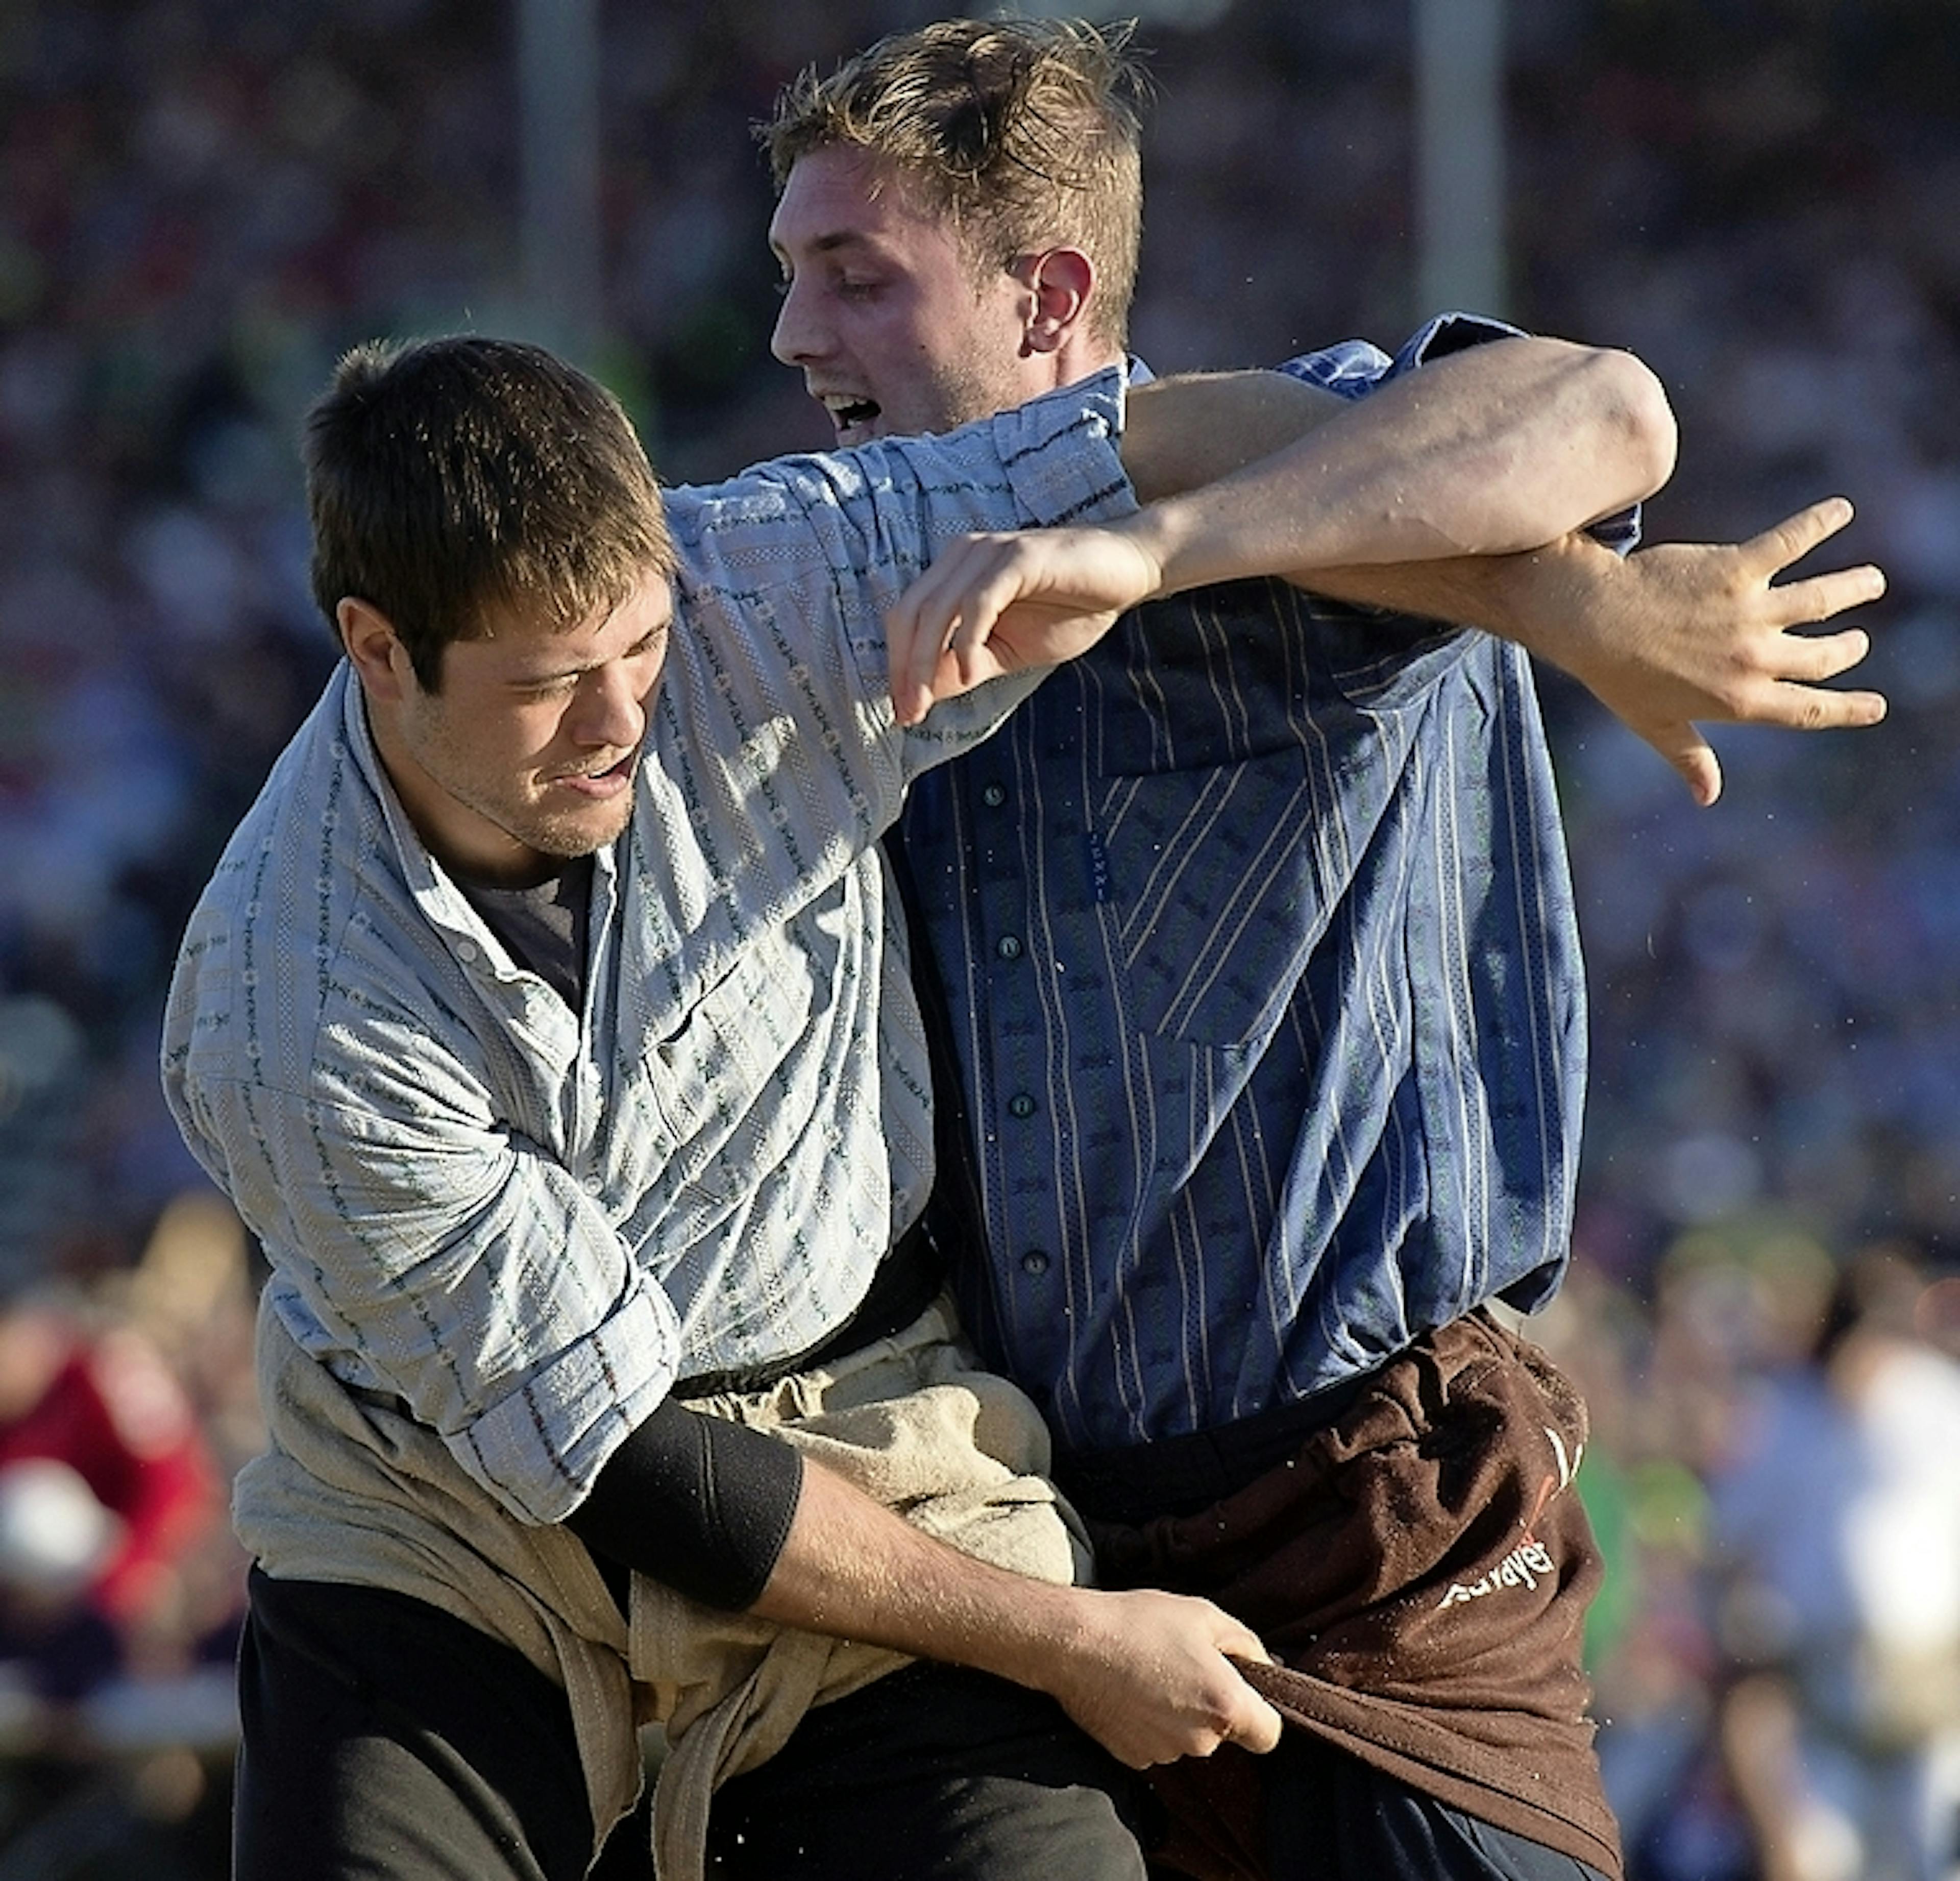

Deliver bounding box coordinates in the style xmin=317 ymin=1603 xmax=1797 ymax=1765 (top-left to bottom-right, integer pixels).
xmin=901 ymin=317 xmax=1633 ymax=1452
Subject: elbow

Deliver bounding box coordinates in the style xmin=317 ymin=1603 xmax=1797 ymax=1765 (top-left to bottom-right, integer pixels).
xmin=1597 ymin=347 xmax=1677 ymax=507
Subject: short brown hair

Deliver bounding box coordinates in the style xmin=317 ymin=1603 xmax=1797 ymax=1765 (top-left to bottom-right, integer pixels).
xmin=760 ymin=18 xmax=1148 ymax=351
xmin=304 ymin=336 xmax=673 ymax=691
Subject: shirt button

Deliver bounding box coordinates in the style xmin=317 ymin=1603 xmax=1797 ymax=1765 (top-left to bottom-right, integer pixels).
xmin=1020 ymin=1250 xmax=1050 ymax=1277
xmin=1007 ymin=1092 xmax=1038 ymax=1119
xmin=995 ymin=934 xmax=1023 ymax=961
xmin=456 ymin=940 xmax=479 ymax=963
xmin=981 ymin=783 xmax=1007 ymax=808
xmin=582 ymin=1174 xmax=604 ymax=1196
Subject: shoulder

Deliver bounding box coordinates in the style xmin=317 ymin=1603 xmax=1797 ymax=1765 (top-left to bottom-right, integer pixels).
xmin=664 ymin=369 xmax=1129 ymax=558
xmin=1280 ymin=312 xmax=1525 ymax=401
xmin=165 ymin=682 xmax=425 ymax=1099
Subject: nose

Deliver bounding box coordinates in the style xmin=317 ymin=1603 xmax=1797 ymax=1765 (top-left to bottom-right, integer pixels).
xmin=566 ymin=662 xmax=646 ymax=751
xmin=770 ymin=273 xmax=828 ymax=367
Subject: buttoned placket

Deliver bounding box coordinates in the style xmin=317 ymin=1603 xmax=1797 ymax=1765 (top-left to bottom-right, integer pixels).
xmin=968 ymin=764 xmax=1057 ymax=1296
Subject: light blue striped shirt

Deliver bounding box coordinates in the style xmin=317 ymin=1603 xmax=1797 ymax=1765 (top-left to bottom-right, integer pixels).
xmin=902 ymin=319 xmax=1634 ymax=1453
xmin=162 ymin=373 xmax=1131 ymax=1526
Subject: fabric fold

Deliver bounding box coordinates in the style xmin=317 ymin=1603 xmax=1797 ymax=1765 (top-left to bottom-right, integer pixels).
xmin=1091 ymin=1312 xmax=1623 ymax=1881
xmin=238 ymin=1295 xmax=1090 ymax=1881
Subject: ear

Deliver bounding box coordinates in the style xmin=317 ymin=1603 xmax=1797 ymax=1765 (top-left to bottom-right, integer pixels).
xmin=337 ymin=597 xmax=415 ymax=704
xmin=1018 ymin=248 xmax=1095 ymax=357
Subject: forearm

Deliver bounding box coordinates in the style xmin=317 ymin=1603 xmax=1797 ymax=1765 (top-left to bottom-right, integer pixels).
xmin=751 ymin=1457 xmax=1077 ymax=1679
xmin=1295 ymin=531 xmax=1837 ymax=707
xmin=570 ymin=1388 xmax=1185 ymax=1700
xmin=1122 ymin=337 xmax=1675 ymax=585
xmin=1303 ymin=505 xmax=1888 ymax=813
xmin=884 ymin=520 xmax=1604 ymax=726
xmin=570 ymin=1381 xmax=1281 ymax=1764
xmin=568 ymin=1401 xmax=1206 ymax=1703
xmin=1287 ymin=542 xmax=1596 ymax=647
xmin=1296 ymin=529 xmax=1788 ymax=694
xmin=1118 ymin=371 xmax=1349 ymax=504
xmin=749 ymin=1457 xmax=1282 ymax=1768
xmin=887 ymin=490 xmax=1883 ymax=812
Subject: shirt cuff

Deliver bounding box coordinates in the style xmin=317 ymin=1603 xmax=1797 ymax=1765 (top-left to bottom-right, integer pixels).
xmin=462 ymin=1278 xmax=684 ymax=1525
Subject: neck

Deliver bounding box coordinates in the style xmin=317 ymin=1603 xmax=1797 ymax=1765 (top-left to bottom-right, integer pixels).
xmin=1050 ymin=334 xmax=1127 ymax=389
xmin=361 ymin=689 xmax=554 ymax=889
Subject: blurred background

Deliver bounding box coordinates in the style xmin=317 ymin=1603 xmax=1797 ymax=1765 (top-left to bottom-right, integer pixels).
xmin=0 ymin=1 xmax=1956 ymax=1874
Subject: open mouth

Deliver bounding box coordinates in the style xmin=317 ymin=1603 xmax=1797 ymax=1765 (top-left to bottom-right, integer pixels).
xmin=822 ymin=395 xmax=881 ymax=439
xmin=551 ymin=750 xmax=638 ymax=796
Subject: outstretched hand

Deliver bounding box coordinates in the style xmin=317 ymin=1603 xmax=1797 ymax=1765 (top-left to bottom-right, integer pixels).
xmin=1520 ymin=496 xmax=1886 ymax=806
xmin=885 ymin=524 xmax=1165 ymax=725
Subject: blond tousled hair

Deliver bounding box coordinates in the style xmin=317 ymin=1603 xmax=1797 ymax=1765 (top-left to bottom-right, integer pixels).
xmin=760 ymin=17 xmax=1149 ymax=350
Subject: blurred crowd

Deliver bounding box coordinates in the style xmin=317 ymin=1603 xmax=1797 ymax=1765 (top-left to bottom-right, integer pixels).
xmin=0 ymin=0 xmax=1955 ymax=1874
xmin=0 ymin=1194 xmax=254 ymax=1872
xmin=1539 ymin=1230 xmax=1960 ymax=1881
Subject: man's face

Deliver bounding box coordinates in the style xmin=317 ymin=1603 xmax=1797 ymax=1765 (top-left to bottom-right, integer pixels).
xmin=768 ymin=146 xmax=1052 ymax=445
xmin=376 ymin=570 xmax=673 ymax=886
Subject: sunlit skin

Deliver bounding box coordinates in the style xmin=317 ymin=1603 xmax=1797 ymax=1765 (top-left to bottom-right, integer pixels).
xmin=338 ymin=571 xmax=673 ymax=887
xmin=768 ymin=145 xmax=1111 ymax=445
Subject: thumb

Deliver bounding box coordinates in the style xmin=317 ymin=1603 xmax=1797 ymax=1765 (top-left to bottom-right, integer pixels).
xmin=1216 ymin=1616 xmax=1273 ymax=1666
xmin=1231 ymin=1690 xmax=1285 ymax=1755
xmin=1219 ymin=1652 xmax=1285 ymax=1754
xmin=1648 ymin=723 xmax=1723 ymax=807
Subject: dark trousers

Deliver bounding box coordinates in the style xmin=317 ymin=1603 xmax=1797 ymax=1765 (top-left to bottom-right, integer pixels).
xmin=235 ymin=1570 xmax=1149 ymax=1881
xmin=706 ymin=1660 xmax=1150 ymax=1879
xmin=1259 ymin=1730 xmax=1609 ymax=1881
xmin=235 ymin=1570 xmax=631 ymax=1881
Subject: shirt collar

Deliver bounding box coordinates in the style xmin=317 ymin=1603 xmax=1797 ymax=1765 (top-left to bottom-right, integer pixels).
xmin=331 ymin=662 xmax=621 ymax=978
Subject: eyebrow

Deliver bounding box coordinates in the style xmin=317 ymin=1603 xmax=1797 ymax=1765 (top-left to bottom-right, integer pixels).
xmin=510 ymin=621 xmax=670 ymax=685
xmin=772 ymin=228 xmax=881 ymax=264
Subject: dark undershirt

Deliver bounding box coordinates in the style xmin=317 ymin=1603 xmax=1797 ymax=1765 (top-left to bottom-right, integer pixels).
xmin=462 ymin=857 xmax=592 ymax=1015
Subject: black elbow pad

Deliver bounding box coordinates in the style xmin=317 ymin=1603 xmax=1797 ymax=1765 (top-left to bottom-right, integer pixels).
xmin=563 ymin=1397 xmax=803 ymax=1611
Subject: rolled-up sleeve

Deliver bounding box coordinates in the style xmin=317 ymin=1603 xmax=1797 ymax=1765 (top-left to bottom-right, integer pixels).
xmin=177 ymin=1008 xmax=684 ymax=1527
xmin=663 ymin=367 xmax=1137 ymax=809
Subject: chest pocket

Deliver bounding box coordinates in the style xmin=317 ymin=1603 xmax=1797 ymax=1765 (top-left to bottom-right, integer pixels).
xmin=629 ymin=866 xmax=868 ymax=1202
xmin=643 ymin=935 xmax=805 ymax=1125
xmin=1094 ymin=745 xmax=1342 ymax=1051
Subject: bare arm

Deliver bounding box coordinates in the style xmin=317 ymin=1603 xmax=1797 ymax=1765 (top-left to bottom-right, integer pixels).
xmin=885 ymin=495 xmax=1885 ymax=807
xmin=885 ymin=336 xmax=1674 ymax=723
xmin=1122 ymin=336 xmax=1677 ymax=564
xmin=749 ymin=1457 xmax=1282 ymax=1769
xmin=1297 ymin=499 xmax=1887 ymax=805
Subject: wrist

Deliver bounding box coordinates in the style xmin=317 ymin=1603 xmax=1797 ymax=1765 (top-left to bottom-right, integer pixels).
xmin=1494 ymin=535 xmax=1625 ymax=679
xmin=951 ymin=1576 xmax=1093 ymax=1696
xmin=1115 ymin=501 xmax=1207 ymax=599
xmin=1100 ymin=511 xmax=1170 ymax=603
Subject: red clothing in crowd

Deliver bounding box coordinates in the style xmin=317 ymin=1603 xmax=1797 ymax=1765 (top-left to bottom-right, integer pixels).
xmin=0 ymin=1322 xmax=218 ymax=1633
